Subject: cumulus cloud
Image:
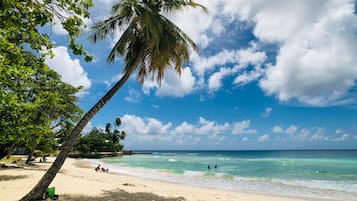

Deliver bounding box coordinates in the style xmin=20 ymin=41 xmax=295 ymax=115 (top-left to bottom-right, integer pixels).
xmin=170 ymin=0 xmax=357 ymax=106
xmin=333 ymin=134 xmax=349 ymax=141
xmin=90 ymin=0 xmax=357 ymax=106
xmin=271 ymin=125 xmax=347 ymax=142
xmin=272 ymin=126 xmax=284 ymax=134
xmin=258 ymin=134 xmax=269 ymax=142
xmin=286 ymin=125 xmax=298 ymax=135
xmin=208 ymin=67 xmax=233 ymax=92
xmin=120 ymin=114 xmax=257 ymax=145
xmin=142 ymin=67 xmax=196 ymax=97
xmin=125 ymin=88 xmax=142 ymax=103
xmin=45 ymin=46 xmax=91 ymax=95
xmin=167 ymin=2 xmax=217 ymax=48
xmin=262 ymin=107 xmax=272 ymax=117
xmin=254 ymin=0 xmax=357 ymax=106
xmin=196 ymin=43 xmax=267 ymax=92
xmin=272 ymin=124 xmax=298 ymax=135
xmin=232 ymin=120 xmax=257 ymax=135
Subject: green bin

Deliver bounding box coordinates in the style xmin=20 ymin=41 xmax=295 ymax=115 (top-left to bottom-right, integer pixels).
xmin=47 ymin=187 xmax=55 ymax=199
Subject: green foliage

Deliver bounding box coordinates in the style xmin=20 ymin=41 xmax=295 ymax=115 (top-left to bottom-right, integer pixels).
xmin=0 ymin=34 xmax=83 ymax=159
xmin=75 ymin=128 xmax=123 ymax=153
xmin=0 ymin=0 xmax=94 ymax=60
xmin=0 ymin=0 xmax=90 ymax=159
xmin=0 ymin=156 xmax=21 ymax=163
xmin=75 ymin=117 xmax=126 ymax=153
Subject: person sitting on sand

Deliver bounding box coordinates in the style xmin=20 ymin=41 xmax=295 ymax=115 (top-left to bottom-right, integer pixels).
xmin=101 ymin=167 xmax=109 ymax=172
xmin=95 ymin=164 xmax=100 ymax=172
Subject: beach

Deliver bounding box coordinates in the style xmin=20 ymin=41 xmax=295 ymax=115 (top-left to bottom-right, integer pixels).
xmin=0 ymin=157 xmax=316 ymax=201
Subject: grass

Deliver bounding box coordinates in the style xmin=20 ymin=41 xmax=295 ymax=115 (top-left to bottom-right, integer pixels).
xmin=0 ymin=156 xmax=21 ymax=163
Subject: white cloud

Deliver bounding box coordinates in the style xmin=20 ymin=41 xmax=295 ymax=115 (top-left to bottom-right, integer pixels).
xmin=174 ymin=121 xmax=195 ymax=135
xmin=286 ymin=125 xmax=298 ymax=135
xmin=45 ymin=46 xmax=91 ymax=95
xmin=90 ymin=0 xmax=357 ymax=106
xmin=333 ymin=134 xmax=349 ymax=141
xmin=52 ymin=19 xmax=67 ymax=35
xmin=191 ymin=49 xmax=239 ymax=77
xmin=167 ymin=2 xmax=217 ymax=48
xmin=168 ymin=0 xmax=357 ymax=106
xmin=232 ymin=120 xmax=257 ymax=135
xmin=272 ymin=126 xmax=284 ymax=134
xmin=120 ymin=114 xmax=257 ymax=145
xmin=197 ymin=43 xmax=267 ymax=92
xmin=272 ymin=125 xmax=298 ymax=135
xmin=143 ymin=67 xmax=196 ymax=97
xmin=208 ymin=67 xmax=233 ymax=92
xmin=262 ymin=107 xmax=272 ymax=117
xmin=255 ymin=0 xmax=357 ymax=106
xmin=196 ymin=117 xmax=231 ymax=135
xmin=258 ymin=134 xmax=269 ymax=142
xmin=242 ymin=136 xmax=249 ymax=142
xmin=120 ymin=114 xmax=172 ymax=136
xmin=125 ymin=88 xmax=142 ymax=103
xmin=271 ymin=125 xmax=333 ymax=142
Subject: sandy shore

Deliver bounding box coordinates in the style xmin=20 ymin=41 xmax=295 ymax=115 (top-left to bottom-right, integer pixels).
xmin=0 ymin=157 xmax=315 ymax=201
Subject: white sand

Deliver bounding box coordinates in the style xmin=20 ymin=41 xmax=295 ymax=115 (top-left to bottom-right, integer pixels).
xmin=0 ymin=157 xmax=314 ymax=201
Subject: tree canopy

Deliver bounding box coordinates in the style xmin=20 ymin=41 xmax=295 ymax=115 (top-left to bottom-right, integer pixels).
xmin=75 ymin=117 xmax=126 ymax=153
xmin=0 ymin=38 xmax=84 ymax=159
xmin=0 ymin=0 xmax=92 ymax=159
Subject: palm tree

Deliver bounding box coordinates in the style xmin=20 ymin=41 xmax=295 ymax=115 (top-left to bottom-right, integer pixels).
xmin=21 ymin=0 xmax=206 ymax=200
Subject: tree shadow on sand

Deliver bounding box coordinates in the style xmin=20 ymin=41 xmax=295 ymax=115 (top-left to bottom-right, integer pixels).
xmin=61 ymin=188 xmax=186 ymax=201
xmin=0 ymin=175 xmax=28 ymax=181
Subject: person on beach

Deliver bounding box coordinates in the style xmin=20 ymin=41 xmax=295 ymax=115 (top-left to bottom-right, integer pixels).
xmin=95 ymin=164 xmax=100 ymax=172
xmin=214 ymin=164 xmax=217 ymax=169
xmin=208 ymin=165 xmax=210 ymax=170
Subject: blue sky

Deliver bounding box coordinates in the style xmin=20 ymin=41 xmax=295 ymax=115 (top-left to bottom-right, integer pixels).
xmin=45 ymin=0 xmax=357 ymax=150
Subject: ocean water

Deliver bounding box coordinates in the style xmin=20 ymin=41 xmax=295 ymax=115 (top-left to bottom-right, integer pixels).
xmin=93 ymin=150 xmax=357 ymax=201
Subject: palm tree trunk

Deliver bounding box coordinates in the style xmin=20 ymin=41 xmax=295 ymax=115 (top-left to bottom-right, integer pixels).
xmin=20 ymin=70 xmax=133 ymax=201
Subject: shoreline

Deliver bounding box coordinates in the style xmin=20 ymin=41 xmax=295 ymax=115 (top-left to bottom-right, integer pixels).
xmin=0 ymin=157 xmax=325 ymax=201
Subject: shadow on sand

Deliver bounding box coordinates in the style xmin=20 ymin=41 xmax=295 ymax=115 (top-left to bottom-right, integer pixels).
xmin=61 ymin=189 xmax=186 ymax=201
xmin=0 ymin=175 xmax=28 ymax=181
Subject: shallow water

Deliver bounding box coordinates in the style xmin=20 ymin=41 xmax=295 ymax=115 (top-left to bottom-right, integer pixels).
xmin=94 ymin=150 xmax=357 ymax=201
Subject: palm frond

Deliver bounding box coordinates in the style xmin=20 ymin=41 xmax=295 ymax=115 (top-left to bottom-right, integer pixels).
xmin=89 ymin=14 xmax=126 ymax=43
xmin=107 ymin=21 xmax=138 ymax=63
xmin=91 ymin=0 xmax=203 ymax=85
xmin=161 ymin=0 xmax=207 ymax=13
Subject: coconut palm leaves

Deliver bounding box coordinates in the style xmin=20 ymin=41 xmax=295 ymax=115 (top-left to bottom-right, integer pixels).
xmin=90 ymin=0 xmax=206 ymax=84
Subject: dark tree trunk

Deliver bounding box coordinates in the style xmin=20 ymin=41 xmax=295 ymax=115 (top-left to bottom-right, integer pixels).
xmin=0 ymin=145 xmax=9 ymax=159
xmin=26 ymin=150 xmax=34 ymax=165
xmin=20 ymin=71 xmax=133 ymax=201
xmin=0 ymin=144 xmax=14 ymax=159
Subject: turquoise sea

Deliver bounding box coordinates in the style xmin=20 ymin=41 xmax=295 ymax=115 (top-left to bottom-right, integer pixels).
xmin=92 ymin=150 xmax=357 ymax=201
